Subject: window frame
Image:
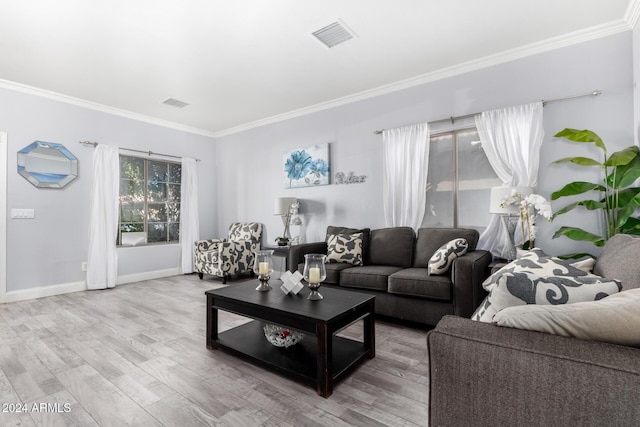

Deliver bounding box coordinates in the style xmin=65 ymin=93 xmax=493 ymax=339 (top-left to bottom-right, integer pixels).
xmin=423 ymin=126 xmax=500 ymax=230
xmin=118 ymin=155 xmax=181 ymax=247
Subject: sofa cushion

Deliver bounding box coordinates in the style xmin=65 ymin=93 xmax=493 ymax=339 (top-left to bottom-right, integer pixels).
xmin=414 ymin=228 xmax=479 ymax=268
xmin=366 ymin=227 xmax=415 ymax=267
xmin=322 ymin=262 xmax=354 ymax=285
xmin=326 ymin=232 xmax=364 ymax=266
xmin=428 ymin=238 xmax=468 ymax=275
xmin=494 ymin=288 xmax=640 ymax=348
xmin=339 ymin=265 xmax=402 ymax=291
xmin=593 ymin=234 xmax=640 ymax=290
xmin=472 ymin=249 xmax=622 ymax=323
xmin=389 ymin=268 xmax=452 ymax=301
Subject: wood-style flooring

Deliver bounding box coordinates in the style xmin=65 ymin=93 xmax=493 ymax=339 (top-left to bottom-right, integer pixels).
xmin=0 ymin=274 xmax=429 ymax=426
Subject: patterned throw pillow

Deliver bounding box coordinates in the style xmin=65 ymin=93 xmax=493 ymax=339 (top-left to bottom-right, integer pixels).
xmin=472 ymin=249 xmax=622 ymax=323
xmin=326 ymin=232 xmax=364 ymax=266
xmin=428 ymin=238 xmax=468 ymax=275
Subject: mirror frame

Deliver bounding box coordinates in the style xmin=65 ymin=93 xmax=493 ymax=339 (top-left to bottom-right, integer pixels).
xmin=17 ymin=141 xmax=78 ymax=188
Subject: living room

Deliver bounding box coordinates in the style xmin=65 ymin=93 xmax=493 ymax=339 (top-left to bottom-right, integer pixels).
xmin=0 ymin=1 xmax=639 ymax=425
xmin=2 ymin=4 xmax=640 ymax=301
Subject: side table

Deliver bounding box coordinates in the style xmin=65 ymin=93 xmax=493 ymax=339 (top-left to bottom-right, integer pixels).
xmin=264 ymin=245 xmax=290 ymax=272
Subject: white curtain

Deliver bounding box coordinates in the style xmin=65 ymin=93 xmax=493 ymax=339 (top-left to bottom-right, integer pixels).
xmin=87 ymin=144 xmax=120 ymax=290
xmin=382 ymin=123 xmax=430 ymax=230
xmin=179 ymin=157 xmax=200 ymax=274
xmin=476 ymin=102 xmax=544 ymax=257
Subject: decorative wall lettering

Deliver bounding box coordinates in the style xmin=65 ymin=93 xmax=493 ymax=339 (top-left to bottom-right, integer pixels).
xmin=335 ymin=171 xmax=367 ymax=184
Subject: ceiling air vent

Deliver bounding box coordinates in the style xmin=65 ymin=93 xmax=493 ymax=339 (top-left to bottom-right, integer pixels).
xmin=161 ymin=97 xmax=189 ymax=108
xmin=312 ymin=21 xmax=355 ymax=48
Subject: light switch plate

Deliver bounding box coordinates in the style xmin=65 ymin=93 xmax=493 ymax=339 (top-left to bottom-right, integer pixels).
xmin=11 ymin=208 xmax=35 ymax=219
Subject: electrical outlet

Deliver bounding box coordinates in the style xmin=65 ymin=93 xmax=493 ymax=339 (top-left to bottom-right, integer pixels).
xmin=81 ymin=262 xmax=87 ymax=272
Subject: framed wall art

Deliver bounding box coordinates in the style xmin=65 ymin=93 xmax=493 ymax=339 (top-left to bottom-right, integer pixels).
xmin=283 ymin=143 xmax=330 ymax=188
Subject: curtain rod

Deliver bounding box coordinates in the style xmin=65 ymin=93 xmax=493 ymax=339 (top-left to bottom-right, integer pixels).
xmin=79 ymin=141 xmax=200 ymax=162
xmin=373 ymin=89 xmax=602 ymax=135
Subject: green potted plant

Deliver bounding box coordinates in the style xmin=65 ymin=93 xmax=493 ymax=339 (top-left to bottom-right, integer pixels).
xmin=551 ymin=128 xmax=640 ymax=252
xmin=275 ymin=236 xmax=290 ymax=247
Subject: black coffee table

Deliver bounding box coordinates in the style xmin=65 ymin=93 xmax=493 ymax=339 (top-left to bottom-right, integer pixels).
xmin=205 ymin=280 xmax=375 ymax=398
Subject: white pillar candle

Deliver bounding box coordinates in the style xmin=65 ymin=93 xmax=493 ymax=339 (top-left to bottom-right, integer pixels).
xmin=308 ymin=267 xmax=320 ymax=283
xmin=259 ymin=262 xmax=269 ymax=275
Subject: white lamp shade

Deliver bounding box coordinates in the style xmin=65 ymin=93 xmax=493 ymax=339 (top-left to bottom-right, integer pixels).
xmin=489 ymin=186 xmax=533 ymax=214
xmin=274 ymin=197 xmax=297 ymax=215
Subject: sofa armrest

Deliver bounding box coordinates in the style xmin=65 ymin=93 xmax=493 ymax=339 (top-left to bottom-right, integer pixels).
xmin=195 ymin=238 xmax=224 ymax=252
xmin=450 ymin=249 xmax=491 ymax=317
xmin=287 ymin=241 xmax=328 ymax=272
xmin=427 ymin=315 xmax=640 ymax=427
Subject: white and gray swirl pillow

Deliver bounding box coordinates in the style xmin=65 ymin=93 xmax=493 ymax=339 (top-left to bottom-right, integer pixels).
xmin=472 ymin=249 xmax=622 ymax=323
xmin=326 ymin=232 xmax=364 ymax=266
xmin=428 ymin=238 xmax=468 ymax=275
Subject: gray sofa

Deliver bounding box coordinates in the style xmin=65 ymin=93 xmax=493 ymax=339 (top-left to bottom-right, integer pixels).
xmin=427 ymin=233 xmax=640 ymax=426
xmin=427 ymin=316 xmax=640 ymax=426
xmin=288 ymin=226 xmax=492 ymax=326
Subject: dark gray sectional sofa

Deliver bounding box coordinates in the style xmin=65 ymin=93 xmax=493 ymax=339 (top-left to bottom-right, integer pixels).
xmin=288 ymin=226 xmax=492 ymax=326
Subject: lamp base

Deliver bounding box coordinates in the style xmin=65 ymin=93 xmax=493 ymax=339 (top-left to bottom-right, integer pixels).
xmin=501 ymin=215 xmax=519 ymax=262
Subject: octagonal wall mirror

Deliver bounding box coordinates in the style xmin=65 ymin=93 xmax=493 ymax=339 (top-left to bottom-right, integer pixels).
xmin=17 ymin=141 xmax=78 ymax=188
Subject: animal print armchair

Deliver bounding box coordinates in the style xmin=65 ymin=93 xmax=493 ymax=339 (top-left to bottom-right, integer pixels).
xmin=194 ymin=222 xmax=263 ymax=283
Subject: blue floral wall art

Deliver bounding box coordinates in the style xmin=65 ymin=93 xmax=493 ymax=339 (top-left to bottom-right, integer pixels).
xmin=283 ymin=143 xmax=330 ymax=188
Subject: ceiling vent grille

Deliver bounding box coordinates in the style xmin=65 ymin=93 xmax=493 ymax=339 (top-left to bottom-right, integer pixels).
xmin=161 ymin=97 xmax=189 ymax=108
xmin=312 ymin=21 xmax=355 ymax=48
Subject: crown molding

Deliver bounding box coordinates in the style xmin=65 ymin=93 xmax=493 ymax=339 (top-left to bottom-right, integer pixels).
xmin=0 ymin=79 xmax=217 ymax=139
xmin=0 ymin=16 xmax=633 ymax=140
xmin=625 ymin=0 xmax=640 ymax=28
xmin=213 ymin=19 xmax=631 ymax=138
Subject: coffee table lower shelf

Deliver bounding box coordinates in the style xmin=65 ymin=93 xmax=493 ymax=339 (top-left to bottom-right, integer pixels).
xmin=212 ymin=321 xmax=370 ymax=393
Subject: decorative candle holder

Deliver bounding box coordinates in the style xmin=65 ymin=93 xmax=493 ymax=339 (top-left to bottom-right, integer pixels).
xmin=303 ymin=253 xmax=326 ymax=300
xmin=253 ymin=250 xmax=274 ymax=292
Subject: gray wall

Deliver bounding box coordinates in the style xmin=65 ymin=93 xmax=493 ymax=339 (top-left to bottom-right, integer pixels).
xmin=2 ymin=30 xmax=635 ymax=297
xmin=1 ymin=88 xmax=217 ymax=292
xmin=215 ymin=32 xmax=634 ymax=258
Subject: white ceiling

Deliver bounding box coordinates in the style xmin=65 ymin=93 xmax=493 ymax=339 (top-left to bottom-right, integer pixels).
xmin=0 ymin=1 xmax=637 ymax=137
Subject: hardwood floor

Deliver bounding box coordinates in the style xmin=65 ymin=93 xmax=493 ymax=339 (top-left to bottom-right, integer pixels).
xmin=0 ymin=274 xmax=430 ymax=426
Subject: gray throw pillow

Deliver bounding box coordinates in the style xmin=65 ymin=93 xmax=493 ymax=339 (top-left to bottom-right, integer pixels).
xmin=593 ymin=234 xmax=640 ymax=290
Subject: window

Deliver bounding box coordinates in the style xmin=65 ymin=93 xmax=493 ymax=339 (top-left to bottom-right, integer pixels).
xmin=118 ymin=156 xmax=181 ymax=246
xmin=422 ymin=128 xmax=501 ymax=230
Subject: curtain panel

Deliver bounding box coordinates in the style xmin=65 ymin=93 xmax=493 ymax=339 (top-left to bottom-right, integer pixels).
xmin=382 ymin=123 xmax=430 ymax=230
xmin=475 ymin=102 xmax=544 ymax=257
xmin=87 ymin=144 xmax=120 ymax=290
xmin=179 ymin=157 xmax=200 ymax=274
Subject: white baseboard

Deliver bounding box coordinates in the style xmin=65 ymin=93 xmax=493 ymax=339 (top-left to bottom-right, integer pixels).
xmin=116 ymin=268 xmax=181 ymax=285
xmin=4 ymin=268 xmax=181 ymax=303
